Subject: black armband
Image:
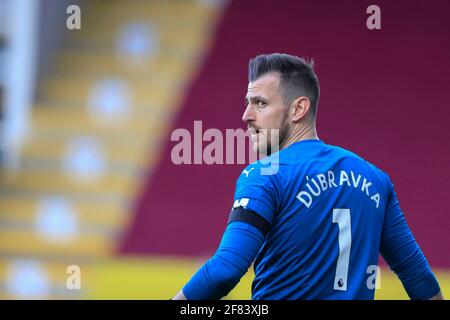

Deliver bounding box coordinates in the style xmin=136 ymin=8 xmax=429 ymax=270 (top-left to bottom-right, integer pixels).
xmin=227 ymin=207 xmax=271 ymax=237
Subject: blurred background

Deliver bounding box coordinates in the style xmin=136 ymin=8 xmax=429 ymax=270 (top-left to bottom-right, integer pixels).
xmin=0 ymin=0 xmax=448 ymax=299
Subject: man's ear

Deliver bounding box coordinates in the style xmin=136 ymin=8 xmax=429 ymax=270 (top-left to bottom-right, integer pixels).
xmin=291 ymin=96 xmax=311 ymax=122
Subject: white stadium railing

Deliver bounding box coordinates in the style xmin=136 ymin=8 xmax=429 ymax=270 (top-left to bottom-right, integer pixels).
xmin=0 ymin=0 xmax=39 ymax=172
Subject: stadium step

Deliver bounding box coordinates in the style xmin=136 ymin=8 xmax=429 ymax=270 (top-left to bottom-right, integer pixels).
xmin=0 ymin=259 xmax=92 ymax=299
xmin=0 ymin=171 xmax=138 ymax=198
xmin=0 ymin=0 xmax=219 ymax=299
xmin=0 ymin=196 xmax=129 ymax=228
xmin=54 ymin=51 xmax=197 ymax=79
xmin=0 ymin=229 xmax=115 ymax=257
xmin=38 ymin=77 xmax=177 ymax=108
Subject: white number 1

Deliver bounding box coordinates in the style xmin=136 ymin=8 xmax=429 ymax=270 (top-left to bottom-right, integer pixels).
xmin=332 ymin=208 xmax=352 ymax=291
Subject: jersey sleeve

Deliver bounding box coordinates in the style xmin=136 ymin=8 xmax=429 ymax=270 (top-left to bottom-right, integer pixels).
xmin=232 ymin=163 xmax=279 ymax=225
xmin=380 ymin=174 xmax=440 ymax=299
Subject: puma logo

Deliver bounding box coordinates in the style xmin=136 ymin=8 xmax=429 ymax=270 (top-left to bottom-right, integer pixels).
xmin=242 ymin=167 xmax=255 ymax=177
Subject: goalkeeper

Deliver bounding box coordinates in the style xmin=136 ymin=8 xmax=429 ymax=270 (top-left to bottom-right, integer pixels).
xmin=173 ymin=53 xmax=443 ymax=300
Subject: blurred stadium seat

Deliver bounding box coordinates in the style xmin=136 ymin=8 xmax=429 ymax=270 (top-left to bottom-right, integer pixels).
xmin=0 ymin=0 xmax=220 ymax=299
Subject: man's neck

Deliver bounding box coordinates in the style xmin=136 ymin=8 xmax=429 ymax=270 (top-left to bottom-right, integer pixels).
xmin=280 ymin=121 xmax=319 ymax=150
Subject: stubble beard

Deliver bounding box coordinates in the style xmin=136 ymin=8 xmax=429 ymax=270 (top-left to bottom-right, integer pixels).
xmin=257 ymin=113 xmax=291 ymax=157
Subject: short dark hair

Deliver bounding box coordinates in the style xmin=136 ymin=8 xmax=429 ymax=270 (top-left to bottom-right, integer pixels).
xmin=248 ymin=53 xmax=320 ymax=116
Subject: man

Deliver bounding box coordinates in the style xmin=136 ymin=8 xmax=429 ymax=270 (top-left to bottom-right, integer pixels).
xmin=173 ymin=53 xmax=443 ymax=300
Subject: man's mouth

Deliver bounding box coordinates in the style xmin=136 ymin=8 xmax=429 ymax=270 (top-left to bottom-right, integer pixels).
xmin=249 ymin=128 xmax=260 ymax=142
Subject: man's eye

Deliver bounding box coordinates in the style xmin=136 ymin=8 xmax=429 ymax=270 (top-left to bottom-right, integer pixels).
xmin=257 ymin=101 xmax=266 ymax=107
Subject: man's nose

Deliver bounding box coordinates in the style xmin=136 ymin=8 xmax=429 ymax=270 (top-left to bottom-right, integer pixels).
xmin=242 ymin=104 xmax=255 ymax=123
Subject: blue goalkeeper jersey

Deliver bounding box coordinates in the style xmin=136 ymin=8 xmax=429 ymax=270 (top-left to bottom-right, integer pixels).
xmin=232 ymin=139 xmax=435 ymax=300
